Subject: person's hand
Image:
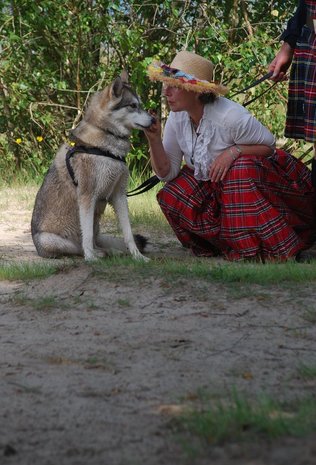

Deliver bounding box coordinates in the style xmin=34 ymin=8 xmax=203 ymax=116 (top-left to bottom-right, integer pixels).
xmin=209 ymin=148 xmax=237 ymax=182
xmin=144 ymin=110 xmax=162 ymax=143
xmin=268 ymin=42 xmax=294 ymax=82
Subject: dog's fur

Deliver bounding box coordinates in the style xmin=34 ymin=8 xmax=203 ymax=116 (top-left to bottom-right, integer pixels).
xmin=31 ymin=71 xmax=154 ymax=261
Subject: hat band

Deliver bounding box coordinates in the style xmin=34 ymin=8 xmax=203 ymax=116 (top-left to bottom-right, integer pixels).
xmin=147 ymin=61 xmax=228 ymax=95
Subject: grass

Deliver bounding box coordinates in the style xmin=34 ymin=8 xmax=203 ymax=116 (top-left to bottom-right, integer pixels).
xmin=1 ymin=180 xmax=316 ymax=288
xmin=1 ymin=182 xmax=316 ymax=456
xmin=12 ymin=293 xmax=66 ymax=311
xmin=117 ymin=298 xmax=131 ymax=307
xmin=100 ymin=187 xmax=171 ymax=233
xmin=301 ymin=308 xmax=316 ymax=324
xmin=0 ymin=183 xmax=38 ymax=211
xmin=162 ymin=259 xmax=316 ymax=284
xmin=207 ymin=261 xmax=316 ymax=284
xmin=92 ymin=256 xmax=316 ymax=286
xmin=30 ymin=295 xmax=60 ymax=311
xmin=298 ymin=364 xmax=316 ymax=380
xmin=174 ymin=390 xmax=316 ymax=447
xmin=0 ymin=262 xmax=60 ymax=281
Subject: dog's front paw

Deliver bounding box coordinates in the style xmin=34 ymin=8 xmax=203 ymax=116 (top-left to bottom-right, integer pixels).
xmin=132 ymin=250 xmax=150 ymax=262
xmin=84 ymin=248 xmax=105 ymax=261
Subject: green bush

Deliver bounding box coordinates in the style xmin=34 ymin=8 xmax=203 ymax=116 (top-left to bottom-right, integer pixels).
xmin=0 ymin=1 xmax=297 ymax=182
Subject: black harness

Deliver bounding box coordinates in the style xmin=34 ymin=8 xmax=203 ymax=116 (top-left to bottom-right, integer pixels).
xmin=65 ymin=145 xmax=126 ymax=186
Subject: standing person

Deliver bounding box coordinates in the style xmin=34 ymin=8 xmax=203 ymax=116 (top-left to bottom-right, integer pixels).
xmin=268 ymin=1 xmax=316 ymax=178
xmin=145 ymin=50 xmax=316 ymax=262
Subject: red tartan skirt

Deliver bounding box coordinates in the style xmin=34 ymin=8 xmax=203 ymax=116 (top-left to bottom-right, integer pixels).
xmin=157 ymin=150 xmax=316 ymax=261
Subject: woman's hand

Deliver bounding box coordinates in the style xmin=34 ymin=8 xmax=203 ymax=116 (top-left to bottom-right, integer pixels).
xmin=144 ymin=110 xmax=162 ymax=143
xmin=144 ymin=110 xmax=171 ymax=178
xmin=209 ymin=147 xmax=239 ymax=182
xmin=268 ymin=42 xmax=294 ymax=82
xmin=209 ymin=144 xmax=274 ymax=182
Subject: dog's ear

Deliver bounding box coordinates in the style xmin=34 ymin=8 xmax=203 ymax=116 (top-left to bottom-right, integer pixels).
xmin=111 ymin=77 xmax=124 ymax=98
xmin=120 ymin=69 xmax=129 ymax=84
xmin=110 ymin=70 xmax=129 ymax=98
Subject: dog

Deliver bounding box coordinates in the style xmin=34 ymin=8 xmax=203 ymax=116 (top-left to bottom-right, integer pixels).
xmin=31 ymin=71 xmax=154 ymax=261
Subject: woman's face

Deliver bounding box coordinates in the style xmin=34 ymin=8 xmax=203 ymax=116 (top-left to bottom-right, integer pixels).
xmin=163 ymin=85 xmax=199 ymax=112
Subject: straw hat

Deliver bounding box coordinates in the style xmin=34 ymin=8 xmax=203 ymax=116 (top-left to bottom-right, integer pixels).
xmin=147 ymin=50 xmax=228 ymax=95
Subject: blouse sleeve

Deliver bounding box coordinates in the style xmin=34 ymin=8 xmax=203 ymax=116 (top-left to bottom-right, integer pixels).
xmin=280 ymin=0 xmax=306 ymax=49
xmin=227 ymin=106 xmax=276 ymax=149
xmin=160 ymin=114 xmax=183 ymax=181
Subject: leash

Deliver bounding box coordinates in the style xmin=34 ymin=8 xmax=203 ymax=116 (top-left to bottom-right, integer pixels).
xmin=229 ymin=71 xmax=273 ymax=98
xmin=128 ymin=71 xmax=276 ymax=197
xmin=243 ymin=81 xmax=278 ymax=107
xmin=230 ymin=71 xmax=278 ymax=107
xmin=127 ymin=174 xmax=160 ymax=197
xmin=66 ymin=145 xmax=126 ymax=187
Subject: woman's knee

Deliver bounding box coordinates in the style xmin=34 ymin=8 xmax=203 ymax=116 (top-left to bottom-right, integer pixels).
xmin=156 ymin=188 xmax=164 ymax=206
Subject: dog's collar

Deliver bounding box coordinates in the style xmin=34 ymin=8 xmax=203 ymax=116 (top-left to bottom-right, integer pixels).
xmin=65 ymin=145 xmax=126 ymax=187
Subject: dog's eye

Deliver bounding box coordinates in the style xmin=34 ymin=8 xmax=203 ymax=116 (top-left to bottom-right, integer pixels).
xmin=130 ymin=103 xmax=138 ymax=109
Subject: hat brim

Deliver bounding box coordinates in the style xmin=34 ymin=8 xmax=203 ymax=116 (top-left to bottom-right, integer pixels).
xmin=147 ymin=61 xmax=228 ymax=95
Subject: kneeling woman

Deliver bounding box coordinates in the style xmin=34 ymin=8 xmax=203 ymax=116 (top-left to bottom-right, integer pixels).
xmin=145 ymin=51 xmax=316 ymax=261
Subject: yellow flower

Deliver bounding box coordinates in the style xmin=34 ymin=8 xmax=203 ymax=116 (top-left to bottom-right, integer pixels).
xmin=36 ymin=136 xmax=43 ymax=142
xmin=69 ymin=141 xmax=75 ymax=146
xmin=15 ymin=138 xmax=22 ymax=144
xmin=271 ymin=9 xmax=279 ymax=17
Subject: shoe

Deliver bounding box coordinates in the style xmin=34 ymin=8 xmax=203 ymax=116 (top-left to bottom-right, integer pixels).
xmin=296 ymin=247 xmax=316 ymax=262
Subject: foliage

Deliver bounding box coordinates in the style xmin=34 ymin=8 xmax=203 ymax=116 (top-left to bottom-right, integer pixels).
xmin=0 ymin=0 xmax=298 ymax=181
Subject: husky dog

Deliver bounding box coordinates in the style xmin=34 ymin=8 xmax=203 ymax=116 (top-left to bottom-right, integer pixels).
xmin=31 ymin=71 xmax=154 ymax=261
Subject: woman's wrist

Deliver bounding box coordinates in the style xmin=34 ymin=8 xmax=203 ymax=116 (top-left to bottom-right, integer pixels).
xmin=229 ymin=145 xmax=242 ymax=160
xmin=281 ymin=40 xmax=295 ymax=54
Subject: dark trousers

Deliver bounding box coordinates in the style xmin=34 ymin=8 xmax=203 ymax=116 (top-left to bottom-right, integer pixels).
xmin=312 ymin=159 xmax=316 ymax=188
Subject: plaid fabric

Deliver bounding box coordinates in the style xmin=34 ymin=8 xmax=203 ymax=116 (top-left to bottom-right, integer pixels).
xmin=157 ymin=150 xmax=316 ymax=261
xmin=285 ymin=2 xmax=316 ymax=141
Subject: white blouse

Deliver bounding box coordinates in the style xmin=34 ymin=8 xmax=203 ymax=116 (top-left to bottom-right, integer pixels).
xmin=161 ymin=97 xmax=276 ymax=182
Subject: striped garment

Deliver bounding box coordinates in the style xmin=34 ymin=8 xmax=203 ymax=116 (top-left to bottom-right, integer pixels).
xmin=285 ymin=1 xmax=316 ymax=141
xmin=157 ymin=150 xmax=316 ymax=261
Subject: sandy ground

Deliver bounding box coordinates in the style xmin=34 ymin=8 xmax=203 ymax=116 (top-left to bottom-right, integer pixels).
xmin=1 ymin=186 xmax=316 ymax=465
